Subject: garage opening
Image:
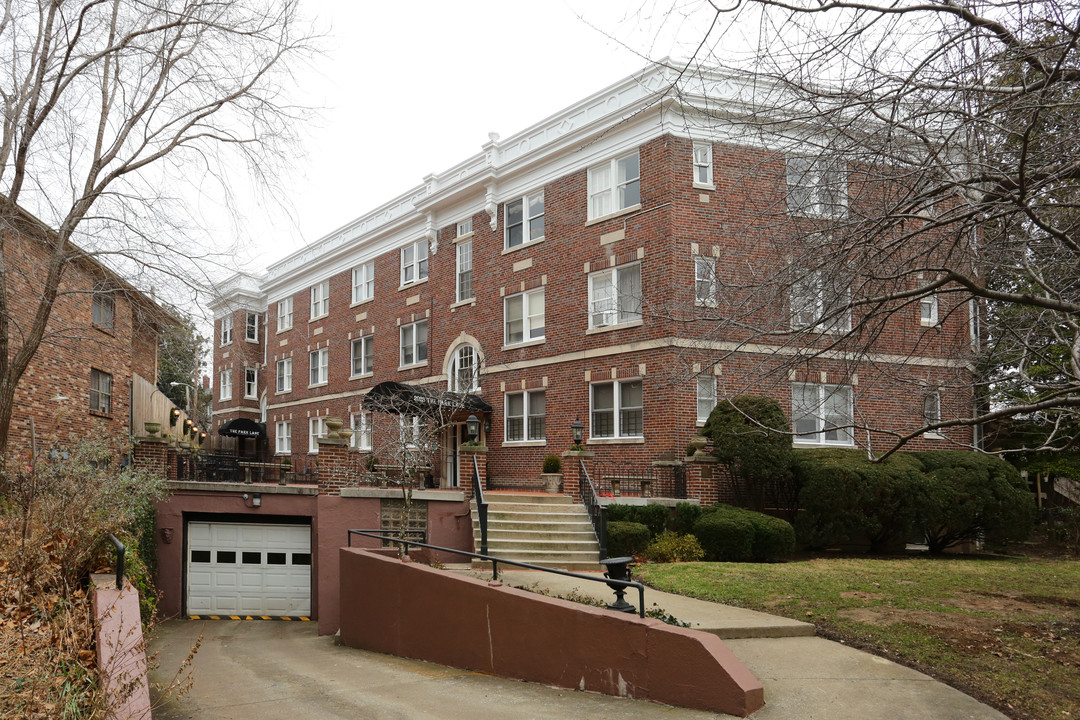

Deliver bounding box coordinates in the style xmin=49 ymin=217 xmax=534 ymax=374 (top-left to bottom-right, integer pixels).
xmin=186 ymin=521 xmax=311 ymax=618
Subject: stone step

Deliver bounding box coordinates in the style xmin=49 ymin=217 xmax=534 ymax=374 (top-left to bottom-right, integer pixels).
xmin=473 ymin=524 xmax=596 ymax=537
xmin=481 ymin=506 xmax=588 ymax=519
xmin=478 ymin=538 xmax=600 ymax=553
xmin=469 ymin=549 xmax=603 ymax=564
xmin=470 ymin=559 xmax=604 ymax=573
xmin=475 ymin=493 xmax=573 ymax=505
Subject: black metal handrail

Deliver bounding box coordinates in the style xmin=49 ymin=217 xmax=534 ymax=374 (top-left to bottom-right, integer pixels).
xmin=579 ymin=459 xmax=607 ymax=560
xmin=106 ymin=533 xmax=125 ymax=589
xmin=472 ymin=454 xmax=488 ymax=556
xmin=346 ymin=529 xmax=645 ymax=618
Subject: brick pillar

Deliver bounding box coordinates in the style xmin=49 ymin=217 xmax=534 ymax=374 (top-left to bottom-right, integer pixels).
xmin=561 ymin=451 xmax=594 ymax=503
xmin=316 ymin=437 xmax=351 ymax=496
xmin=459 ymin=447 xmax=486 ymax=500
xmin=686 ymin=455 xmax=719 ymax=505
xmin=132 ymin=437 xmax=168 ymax=478
xmin=165 ymin=446 xmax=178 ymax=482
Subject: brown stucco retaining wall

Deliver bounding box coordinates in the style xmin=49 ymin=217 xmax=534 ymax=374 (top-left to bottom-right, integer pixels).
xmin=338 ymin=548 xmax=764 ymax=716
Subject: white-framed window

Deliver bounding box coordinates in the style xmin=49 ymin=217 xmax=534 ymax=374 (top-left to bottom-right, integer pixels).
xmin=694 ymin=256 xmax=717 ymax=306
xmin=786 ymin=156 xmax=847 ymax=218
xmin=399 ymin=414 xmax=421 ymax=446
xmin=591 ymin=380 xmax=643 ymax=439
xmin=505 ymin=390 xmax=545 ymax=442
xmin=276 ymin=358 xmax=292 ymax=393
xmin=244 ymin=367 xmax=258 ymax=399
xmin=588 ymin=262 xmax=642 ymax=328
xmin=90 ymin=369 xmax=112 ymax=414
xmin=923 ymin=391 xmax=941 ymax=424
xmin=276 ymin=297 xmax=293 ymax=332
xmin=351 ymin=335 xmax=373 ymax=377
xmin=504 ymin=287 xmax=545 ymax=345
xmin=696 ymin=375 xmax=717 ymax=423
xmin=309 ymin=417 xmax=327 ymax=453
xmin=310 ymin=280 xmax=329 ymax=320
xmin=448 ymin=344 xmax=479 ymax=393
xmin=457 ymin=218 xmax=473 ymax=237
xmin=275 ymin=421 xmax=291 ymax=454
xmin=351 ymin=411 xmax=373 ymax=451
xmin=92 ymin=286 xmax=115 ymax=331
xmin=920 ymin=294 xmax=939 ymax=326
xmin=456 ymin=239 xmax=473 ymax=302
xmin=220 ymin=315 xmax=233 ymax=345
xmin=792 ymin=383 xmax=854 ymax=446
xmin=309 ymin=347 xmax=328 ymax=386
xmin=790 ymin=271 xmax=851 ymax=332
xmin=219 ymin=369 xmax=232 ymax=401
xmin=588 ymin=150 xmax=640 ymax=220
xmin=245 ymin=312 xmax=259 ymax=342
xmin=352 ymin=262 xmax=374 ymax=304
xmin=693 ymin=142 xmax=713 ymax=186
xmin=400 ymin=320 xmax=428 ymax=366
xmin=400 ymin=239 xmax=429 ymax=285
xmin=505 ymin=191 xmax=544 ymax=248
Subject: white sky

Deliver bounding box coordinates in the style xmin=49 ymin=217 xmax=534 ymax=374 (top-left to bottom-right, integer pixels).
xmin=231 ymin=0 xmax=715 ymax=272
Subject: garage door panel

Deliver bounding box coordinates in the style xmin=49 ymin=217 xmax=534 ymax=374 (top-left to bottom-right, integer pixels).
xmin=186 ymin=521 xmax=311 ymax=617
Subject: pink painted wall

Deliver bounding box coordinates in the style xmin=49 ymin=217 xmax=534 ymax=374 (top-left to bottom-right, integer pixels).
xmin=92 ymin=577 xmax=151 ymax=720
xmin=338 ymin=548 xmax=764 ymax=717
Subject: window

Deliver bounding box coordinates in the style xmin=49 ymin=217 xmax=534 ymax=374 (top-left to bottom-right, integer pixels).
xmin=351 ymin=412 xmax=372 ymax=451
xmin=693 ymin=142 xmax=713 ymax=186
xmin=310 ymin=280 xmax=329 ymax=320
xmin=923 ymin=392 xmax=941 ymax=424
xmin=220 ymin=315 xmax=233 ymax=345
xmin=694 ymin=256 xmax=717 ymax=306
xmin=276 ymin=298 xmax=293 ymax=332
xmin=920 ymin=294 xmax=939 ymax=326
xmin=245 ymin=312 xmax=259 ymax=342
xmin=697 ymin=375 xmax=717 ymax=423
xmin=275 ymin=421 xmax=291 ymax=454
xmin=92 ymin=287 xmax=114 ymax=331
xmin=588 ymin=151 xmax=640 ymax=220
xmin=786 ymin=156 xmax=847 ymax=217
xmin=244 ymin=368 xmax=258 ymax=399
xmin=89 ymin=369 xmax=112 ymax=414
xmin=351 ymin=336 xmax=373 ymax=376
xmin=448 ymin=344 xmax=479 ymax=393
xmin=456 ymin=239 xmax=473 ymax=302
xmin=219 ymin=369 xmax=232 ymax=401
xmin=276 ymin=358 xmax=292 ymax=393
xmin=591 ymin=380 xmax=643 ymax=439
xmin=400 ymin=320 xmax=428 ymax=366
xmin=352 ymin=262 xmax=374 ymax=304
xmin=400 ymin=239 xmax=429 ymax=285
xmin=309 ymin=347 xmax=328 ymax=386
xmin=588 ymin=263 xmax=642 ymax=328
xmin=505 ymin=390 xmax=545 ymax=442
xmin=398 ymin=414 xmax=421 ymax=446
xmin=504 ymin=288 xmax=545 ymax=344
xmin=505 ymin=191 xmax=544 ymax=248
xmin=792 ymin=383 xmax=854 ymax=445
xmin=309 ymin=417 xmax=327 ymax=453
xmin=790 ymin=271 xmax=851 ymax=332
xmin=457 ymin=218 xmax=473 ymax=237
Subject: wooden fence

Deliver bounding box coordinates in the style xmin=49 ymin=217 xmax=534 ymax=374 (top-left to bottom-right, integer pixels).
xmin=130 ymin=373 xmax=191 ymax=440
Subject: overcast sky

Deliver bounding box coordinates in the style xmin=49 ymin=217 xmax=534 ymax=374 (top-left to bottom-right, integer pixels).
xmin=232 ymin=1 xmax=715 ymax=272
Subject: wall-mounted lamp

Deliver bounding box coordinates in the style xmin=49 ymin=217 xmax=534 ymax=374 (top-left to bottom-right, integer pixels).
xmin=170 ymin=407 xmax=181 ymax=427
xmin=465 ymin=414 xmax=480 ymax=441
xmin=199 ymin=431 xmax=207 ymax=443
xmin=571 ymin=417 xmax=584 ymax=446
xmin=242 ymin=492 xmax=262 ymax=508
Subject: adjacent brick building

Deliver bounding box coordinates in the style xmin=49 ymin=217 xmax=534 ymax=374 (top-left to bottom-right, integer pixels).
xmin=209 ymin=65 xmax=976 ymax=491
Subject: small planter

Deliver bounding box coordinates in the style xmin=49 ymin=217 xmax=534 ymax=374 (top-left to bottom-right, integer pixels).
xmin=641 ymin=478 xmax=652 ymax=498
xmin=143 ymin=421 xmax=161 ymax=437
xmin=541 ymin=473 xmax=562 ymax=494
xmin=324 ymin=417 xmax=344 ymax=434
xmin=610 ymin=477 xmax=621 ymax=497
xmin=688 ymin=435 xmax=708 ymax=456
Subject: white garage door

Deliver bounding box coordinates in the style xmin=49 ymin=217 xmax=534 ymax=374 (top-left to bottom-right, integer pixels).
xmin=186 ymin=521 xmax=311 ymax=618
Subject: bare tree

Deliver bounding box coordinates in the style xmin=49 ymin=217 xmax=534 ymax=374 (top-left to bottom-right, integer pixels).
xmin=638 ymin=0 xmax=1080 ymax=457
xmin=0 ymin=0 xmax=313 ymax=458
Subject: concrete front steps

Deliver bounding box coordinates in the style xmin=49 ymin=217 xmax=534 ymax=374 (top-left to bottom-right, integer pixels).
xmin=470 ymin=493 xmax=602 ymax=572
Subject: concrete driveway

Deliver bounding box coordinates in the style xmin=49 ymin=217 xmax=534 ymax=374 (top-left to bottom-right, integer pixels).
xmin=148 ymin=620 xmax=725 ymax=720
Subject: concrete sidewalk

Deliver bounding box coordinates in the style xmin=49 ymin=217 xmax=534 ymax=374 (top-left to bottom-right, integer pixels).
xmin=493 ymin=569 xmax=1009 ymax=720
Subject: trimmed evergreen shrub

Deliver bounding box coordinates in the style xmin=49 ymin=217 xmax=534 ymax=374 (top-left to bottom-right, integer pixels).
xmin=603 ymin=504 xmax=670 ymax=537
xmin=645 ymin=532 xmax=705 ymax=563
xmin=605 ymin=505 xmax=636 ymax=523
xmin=542 ymin=454 xmax=562 ymax=474
xmin=670 ymin=502 xmax=703 ymax=535
xmin=694 ymin=504 xmax=796 ymax=562
xmin=692 ymin=511 xmax=754 ymax=561
xmin=605 ymin=521 xmax=651 ymax=558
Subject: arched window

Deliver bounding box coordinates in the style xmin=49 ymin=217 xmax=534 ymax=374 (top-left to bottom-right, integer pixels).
xmin=448 ymin=344 xmax=480 ymax=393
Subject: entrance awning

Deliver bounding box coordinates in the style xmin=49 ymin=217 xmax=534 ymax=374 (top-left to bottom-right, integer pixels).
xmin=217 ymin=417 xmax=267 ymax=439
xmin=362 ymin=381 xmax=492 ymax=415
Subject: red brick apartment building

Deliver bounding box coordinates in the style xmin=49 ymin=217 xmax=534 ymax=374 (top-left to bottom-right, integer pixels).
xmin=2 ymin=202 xmax=170 ymax=460
xmin=209 ymin=65 xmax=975 ymax=490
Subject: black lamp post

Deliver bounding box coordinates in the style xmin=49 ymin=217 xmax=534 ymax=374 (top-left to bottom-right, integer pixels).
xmin=571 ymin=417 xmax=584 ymax=446
xmin=465 ymin=414 xmax=480 ymax=441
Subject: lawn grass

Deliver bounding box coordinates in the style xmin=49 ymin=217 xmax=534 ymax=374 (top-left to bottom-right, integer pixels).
xmin=637 ymin=555 xmax=1080 ymax=720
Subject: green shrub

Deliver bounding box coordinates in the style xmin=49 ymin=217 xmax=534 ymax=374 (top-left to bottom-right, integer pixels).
xmin=605 ymin=504 xmax=636 ymax=523
xmin=603 ymin=504 xmax=670 ymax=537
xmin=692 ymin=512 xmax=754 ymax=561
xmin=693 ymin=504 xmax=795 ymax=562
xmin=670 ymin=502 xmax=703 ymax=535
xmin=542 ymin=454 xmax=562 ymax=474
xmin=605 ymin=521 xmax=651 ymax=558
xmin=910 ymin=451 xmax=1036 ymax=553
xmin=645 ymin=531 xmax=705 ymax=563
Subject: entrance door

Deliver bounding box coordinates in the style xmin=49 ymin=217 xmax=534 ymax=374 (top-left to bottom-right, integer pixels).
xmin=442 ymin=424 xmax=461 ymax=488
